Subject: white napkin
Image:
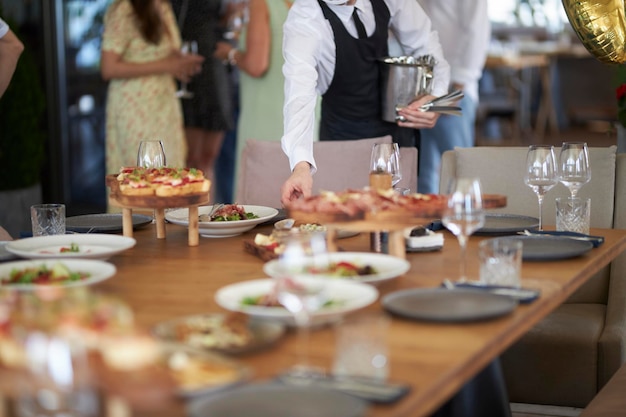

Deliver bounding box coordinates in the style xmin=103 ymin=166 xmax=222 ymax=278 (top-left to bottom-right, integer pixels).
xmin=404 ymin=227 xmax=444 ymax=250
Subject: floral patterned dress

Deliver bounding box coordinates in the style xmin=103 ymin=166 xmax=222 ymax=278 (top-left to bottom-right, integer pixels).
xmin=102 ymin=0 xmax=186 ymax=177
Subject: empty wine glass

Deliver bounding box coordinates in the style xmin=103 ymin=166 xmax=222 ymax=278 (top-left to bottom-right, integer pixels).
xmin=175 ymin=40 xmax=198 ymax=99
xmin=137 ymin=140 xmax=166 ymax=168
xmin=524 ymin=145 xmax=558 ymax=231
xmin=558 ymin=142 xmax=590 ymax=197
xmin=274 ymin=230 xmax=329 ymax=376
xmin=441 ymin=178 xmax=485 ymax=281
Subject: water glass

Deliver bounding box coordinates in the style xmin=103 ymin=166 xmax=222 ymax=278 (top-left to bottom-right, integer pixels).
xmin=30 ymin=204 xmax=65 ymax=236
xmin=479 ymin=238 xmax=523 ymax=288
xmin=332 ymin=313 xmax=389 ymax=381
xmin=556 ymin=197 xmax=591 ymax=234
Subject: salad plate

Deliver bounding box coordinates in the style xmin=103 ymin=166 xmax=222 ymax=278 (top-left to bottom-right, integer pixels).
xmin=166 ymin=205 xmax=279 ymax=238
xmin=0 ymin=259 xmax=116 ymax=290
xmin=263 ymin=252 xmax=410 ymax=285
xmin=5 ymin=234 xmax=136 ymax=260
xmin=215 ymin=278 xmax=378 ymax=327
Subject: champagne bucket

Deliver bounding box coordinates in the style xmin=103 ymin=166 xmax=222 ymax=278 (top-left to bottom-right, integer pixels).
xmin=379 ymin=56 xmax=435 ymax=122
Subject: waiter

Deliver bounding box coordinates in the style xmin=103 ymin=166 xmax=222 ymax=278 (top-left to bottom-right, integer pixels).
xmin=279 ymin=0 xmax=450 ymax=205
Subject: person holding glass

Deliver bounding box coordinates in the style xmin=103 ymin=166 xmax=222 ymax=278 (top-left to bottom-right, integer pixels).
xmin=279 ymin=0 xmax=450 ymax=205
xmin=100 ymin=0 xmax=204 ymax=183
xmin=170 ymin=0 xmax=235 ymax=194
xmin=416 ymin=0 xmax=491 ymax=194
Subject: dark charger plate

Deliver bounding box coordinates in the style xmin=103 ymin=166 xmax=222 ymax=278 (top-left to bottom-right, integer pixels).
xmin=66 ymin=213 xmax=152 ymax=233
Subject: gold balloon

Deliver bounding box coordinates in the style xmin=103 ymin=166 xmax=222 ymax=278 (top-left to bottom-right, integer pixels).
xmin=562 ymin=0 xmax=626 ymax=63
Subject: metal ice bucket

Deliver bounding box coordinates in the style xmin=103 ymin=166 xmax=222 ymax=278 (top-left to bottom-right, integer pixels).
xmin=379 ymin=55 xmax=435 ymax=122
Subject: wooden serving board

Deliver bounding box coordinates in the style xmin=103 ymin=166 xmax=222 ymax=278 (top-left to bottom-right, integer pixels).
xmin=106 ymin=175 xmax=210 ymax=209
xmin=243 ymin=240 xmax=279 ymax=262
xmin=106 ymin=174 xmax=209 ymax=246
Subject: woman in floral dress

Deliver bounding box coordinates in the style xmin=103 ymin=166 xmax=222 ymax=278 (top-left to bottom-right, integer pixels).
xmin=101 ymin=0 xmax=203 ymax=176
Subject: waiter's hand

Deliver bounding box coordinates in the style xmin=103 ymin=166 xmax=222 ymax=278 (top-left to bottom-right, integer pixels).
xmin=396 ymin=94 xmax=440 ymax=129
xmin=280 ymin=162 xmax=313 ymax=207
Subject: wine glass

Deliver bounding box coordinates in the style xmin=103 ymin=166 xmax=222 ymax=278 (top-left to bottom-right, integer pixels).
xmin=175 ymin=40 xmax=198 ymax=99
xmin=137 ymin=140 xmax=166 ymax=168
xmin=370 ymin=143 xmax=401 ymax=188
xmin=441 ymin=178 xmax=485 ymax=281
xmin=524 ymin=145 xmax=558 ymax=231
xmin=558 ymin=142 xmax=591 ymax=197
xmin=273 ymin=230 xmax=329 ymax=376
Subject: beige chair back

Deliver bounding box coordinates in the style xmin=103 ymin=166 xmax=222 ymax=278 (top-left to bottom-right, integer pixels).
xmin=236 ymin=136 xmax=418 ymax=207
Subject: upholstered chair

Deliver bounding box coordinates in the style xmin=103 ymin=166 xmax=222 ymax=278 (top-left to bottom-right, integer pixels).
xmin=236 ymin=136 xmax=418 ymax=207
xmin=439 ymin=146 xmax=625 ymax=410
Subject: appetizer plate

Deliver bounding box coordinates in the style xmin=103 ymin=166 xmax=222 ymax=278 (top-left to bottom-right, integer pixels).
xmin=188 ymin=382 xmax=368 ymax=417
xmin=166 ymin=205 xmax=279 ymax=238
xmin=0 ymin=259 xmax=116 ymax=290
xmin=65 ymin=213 xmax=152 ymax=233
xmin=153 ymin=313 xmax=285 ymax=355
xmin=215 ymin=278 xmax=379 ymax=327
xmin=5 ymin=234 xmax=136 ymax=260
xmin=382 ymin=288 xmax=517 ymax=323
xmin=263 ymin=252 xmax=410 ymax=286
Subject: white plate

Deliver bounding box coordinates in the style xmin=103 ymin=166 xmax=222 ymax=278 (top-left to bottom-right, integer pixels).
xmin=263 ymin=252 xmax=410 ymax=286
xmin=0 ymin=242 xmax=17 ymax=262
xmin=215 ymin=278 xmax=379 ymax=327
xmin=5 ymin=234 xmax=136 ymax=260
xmin=0 ymin=259 xmax=116 ymax=290
xmin=166 ymin=205 xmax=279 ymax=238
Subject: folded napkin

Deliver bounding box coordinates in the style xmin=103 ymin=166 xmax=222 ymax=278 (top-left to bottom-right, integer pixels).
xmin=405 ymin=227 xmax=444 ymax=251
xmin=522 ymin=230 xmax=604 ymax=248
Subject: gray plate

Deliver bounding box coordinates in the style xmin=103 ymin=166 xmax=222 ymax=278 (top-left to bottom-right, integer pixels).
xmin=475 ymin=213 xmax=540 ymax=235
xmin=507 ymin=235 xmax=594 ymax=261
xmin=66 ymin=213 xmax=152 ymax=233
xmin=152 ymin=314 xmax=285 ymax=356
xmin=382 ymin=288 xmax=517 ymax=323
xmin=188 ymin=383 xmax=368 ymax=417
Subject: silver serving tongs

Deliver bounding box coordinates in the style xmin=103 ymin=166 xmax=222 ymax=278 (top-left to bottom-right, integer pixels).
xmin=417 ymin=89 xmax=464 ymax=115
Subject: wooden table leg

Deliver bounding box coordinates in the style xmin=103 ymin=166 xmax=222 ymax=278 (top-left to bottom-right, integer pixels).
xmin=188 ymin=206 xmax=199 ymax=246
xmin=122 ymin=208 xmax=133 ymax=238
xmin=388 ymin=230 xmax=406 ymax=259
xmin=155 ymin=209 xmax=166 ymax=239
xmin=326 ymin=229 xmax=338 ymax=252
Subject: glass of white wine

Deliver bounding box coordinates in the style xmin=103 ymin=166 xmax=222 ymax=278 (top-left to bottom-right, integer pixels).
xmin=441 ymin=178 xmax=485 ymax=281
xmin=525 ymin=145 xmax=558 ymax=231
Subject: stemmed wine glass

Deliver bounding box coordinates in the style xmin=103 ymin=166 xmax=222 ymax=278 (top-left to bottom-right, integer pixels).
xmin=137 ymin=140 xmax=166 ymax=223
xmin=137 ymin=140 xmax=166 ymax=168
xmin=441 ymin=178 xmax=485 ymax=281
xmin=370 ymin=143 xmax=401 ymax=189
xmin=175 ymin=40 xmax=198 ymax=99
xmin=524 ymin=145 xmax=558 ymax=231
xmin=558 ymin=142 xmax=591 ymax=197
xmin=274 ymin=230 xmax=329 ymax=376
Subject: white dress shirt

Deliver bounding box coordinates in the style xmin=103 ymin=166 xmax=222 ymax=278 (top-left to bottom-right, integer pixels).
xmin=281 ymin=0 xmax=450 ymax=171
xmin=417 ymin=0 xmax=490 ymax=102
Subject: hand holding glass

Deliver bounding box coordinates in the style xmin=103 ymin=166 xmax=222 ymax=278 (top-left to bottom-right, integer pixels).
xmin=175 ymin=40 xmax=198 ymax=99
xmin=558 ymin=142 xmax=590 ymax=198
xmin=441 ymin=178 xmax=485 ymax=281
xmin=524 ymin=145 xmax=557 ymax=231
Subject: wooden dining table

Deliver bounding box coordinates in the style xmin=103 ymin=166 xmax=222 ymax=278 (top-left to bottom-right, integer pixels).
xmin=85 ymin=217 xmax=626 ymax=417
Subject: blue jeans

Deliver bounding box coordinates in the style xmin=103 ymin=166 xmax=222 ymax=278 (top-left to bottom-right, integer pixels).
xmin=418 ymin=96 xmax=477 ymax=194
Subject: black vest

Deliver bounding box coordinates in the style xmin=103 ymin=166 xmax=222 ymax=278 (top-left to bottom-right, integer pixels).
xmin=317 ymin=0 xmax=397 ymax=141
